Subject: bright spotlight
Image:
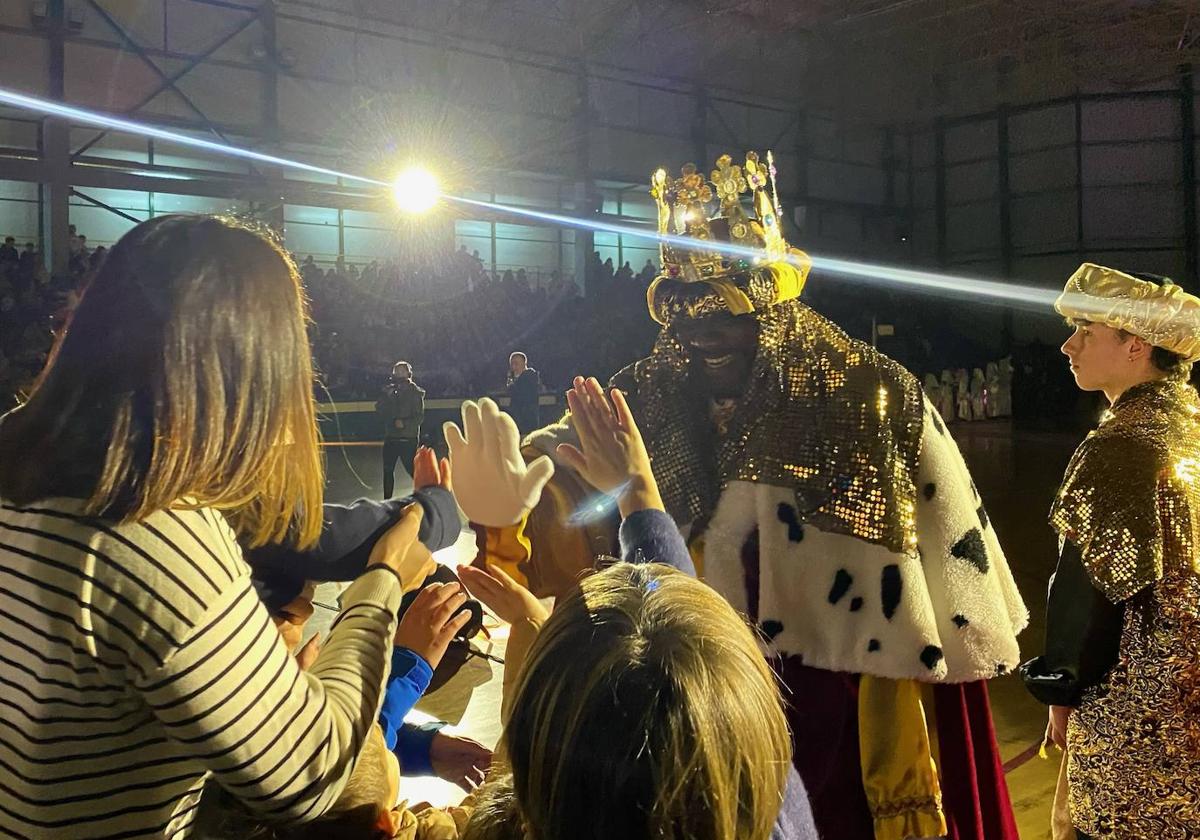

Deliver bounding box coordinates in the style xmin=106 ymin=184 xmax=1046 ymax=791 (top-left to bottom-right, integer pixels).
xmin=392 ymin=167 xmax=439 ymax=213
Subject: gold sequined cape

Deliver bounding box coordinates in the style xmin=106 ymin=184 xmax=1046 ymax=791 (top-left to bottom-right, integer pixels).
xmin=1055 ymin=379 xmax=1200 ymax=837
xmin=1049 ymin=378 xmax=1200 ymax=602
xmin=612 ymin=298 xmax=924 ymax=554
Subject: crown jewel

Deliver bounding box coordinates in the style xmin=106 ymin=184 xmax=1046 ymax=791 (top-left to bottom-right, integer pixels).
xmin=650 ymin=151 xmax=792 ymax=283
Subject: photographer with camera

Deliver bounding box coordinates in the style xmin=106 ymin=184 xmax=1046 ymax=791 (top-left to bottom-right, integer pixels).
xmin=377 ymin=360 xmax=425 ymax=499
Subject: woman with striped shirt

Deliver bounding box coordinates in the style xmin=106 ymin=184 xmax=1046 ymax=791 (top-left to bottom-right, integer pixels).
xmin=0 ymin=215 xmax=436 ymax=838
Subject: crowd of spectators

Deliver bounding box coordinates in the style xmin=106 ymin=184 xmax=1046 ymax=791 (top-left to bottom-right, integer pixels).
xmin=303 ymin=247 xmax=661 ymax=401
xmin=0 ymin=232 xmax=663 ymax=411
xmin=0 ymin=227 xmax=106 ymax=412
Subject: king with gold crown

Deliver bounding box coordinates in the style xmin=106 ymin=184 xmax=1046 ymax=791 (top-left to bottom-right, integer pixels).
xmin=472 ymin=152 xmax=1028 ymax=840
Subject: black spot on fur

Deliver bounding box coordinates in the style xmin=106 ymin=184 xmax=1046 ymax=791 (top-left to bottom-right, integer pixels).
xmin=777 ymin=503 xmax=804 ymax=542
xmin=923 ymin=482 xmax=937 ymax=500
xmin=931 ymin=410 xmax=948 ymax=437
xmin=828 ymin=569 xmax=853 ymax=605
xmin=996 ymin=663 xmax=1009 ymax=676
xmin=760 ymin=620 xmax=784 ymax=641
xmin=920 ymin=645 xmax=944 ymax=670
xmin=970 ymin=480 xmax=981 ymax=501
xmin=953 ymin=614 xmax=969 ymax=628
xmin=976 ymin=504 xmax=990 ymax=530
xmin=951 ymin=528 xmax=989 ymax=573
xmin=850 ymin=597 xmax=864 ymax=612
xmin=868 ymin=639 xmax=881 ymax=652
xmin=881 ymin=565 xmax=902 ymax=620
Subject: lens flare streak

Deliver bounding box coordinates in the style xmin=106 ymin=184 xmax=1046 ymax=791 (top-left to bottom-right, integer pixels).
xmin=0 ymin=88 xmax=387 ymax=187
xmin=0 ymin=85 xmax=1059 ymax=311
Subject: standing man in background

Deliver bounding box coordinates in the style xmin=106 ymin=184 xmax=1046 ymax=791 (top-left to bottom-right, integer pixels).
xmin=506 ymin=351 xmax=540 ymax=436
xmin=377 ymin=360 xmax=425 ymax=498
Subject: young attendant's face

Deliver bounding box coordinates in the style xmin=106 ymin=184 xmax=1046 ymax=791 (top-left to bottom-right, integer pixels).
xmin=1061 ymin=321 xmax=1130 ymax=393
xmin=673 ymin=311 xmax=760 ymax=399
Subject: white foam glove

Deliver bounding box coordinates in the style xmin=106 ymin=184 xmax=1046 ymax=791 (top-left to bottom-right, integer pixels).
xmin=444 ymin=397 xmax=555 ymax=528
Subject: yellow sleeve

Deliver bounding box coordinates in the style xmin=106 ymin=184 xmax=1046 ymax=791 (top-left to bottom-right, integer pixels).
xmin=858 ymin=675 xmax=947 ymax=840
xmin=471 ymin=516 xmax=533 ymax=588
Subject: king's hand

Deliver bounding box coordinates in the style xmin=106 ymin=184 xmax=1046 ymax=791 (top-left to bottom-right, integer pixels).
xmin=443 ymin=397 xmax=554 ymax=527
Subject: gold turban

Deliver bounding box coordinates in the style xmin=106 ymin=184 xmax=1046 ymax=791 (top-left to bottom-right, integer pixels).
xmin=1055 ymin=263 xmax=1200 ymax=362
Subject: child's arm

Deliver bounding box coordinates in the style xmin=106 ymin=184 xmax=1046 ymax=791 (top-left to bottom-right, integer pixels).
xmin=245 ymin=449 xmax=459 ymax=612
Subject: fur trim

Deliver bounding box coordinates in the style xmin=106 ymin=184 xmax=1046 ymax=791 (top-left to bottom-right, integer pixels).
xmin=701 ymin=398 xmax=1027 ymax=683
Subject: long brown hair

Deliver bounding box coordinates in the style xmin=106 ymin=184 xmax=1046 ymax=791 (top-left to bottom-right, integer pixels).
xmin=0 ymin=214 xmax=324 ymax=547
xmin=495 ymin=562 xmax=792 ymax=840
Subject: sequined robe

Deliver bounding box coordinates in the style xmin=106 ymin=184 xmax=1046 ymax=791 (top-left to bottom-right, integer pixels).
xmin=1051 ymin=378 xmax=1200 ymax=838
xmin=476 ymin=300 xmax=1028 ymax=840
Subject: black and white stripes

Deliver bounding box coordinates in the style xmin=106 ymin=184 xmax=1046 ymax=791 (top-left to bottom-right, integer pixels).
xmin=0 ymin=500 xmax=401 ymax=839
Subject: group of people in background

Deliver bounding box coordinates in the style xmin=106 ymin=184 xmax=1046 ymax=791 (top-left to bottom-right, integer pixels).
xmin=375 ymin=351 xmax=543 ymax=499
xmin=924 ymin=358 xmax=1014 ymax=423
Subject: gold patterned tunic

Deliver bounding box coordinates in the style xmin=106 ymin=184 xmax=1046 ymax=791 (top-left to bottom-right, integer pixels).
xmin=1053 ymin=378 xmax=1200 ymax=837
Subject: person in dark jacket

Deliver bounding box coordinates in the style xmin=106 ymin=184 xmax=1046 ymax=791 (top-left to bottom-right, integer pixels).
xmin=505 ymin=351 xmax=540 ymax=436
xmin=377 ymin=360 xmax=425 ymax=498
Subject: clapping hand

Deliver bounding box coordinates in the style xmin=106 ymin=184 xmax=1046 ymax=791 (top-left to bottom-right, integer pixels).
xmin=443 ymin=398 xmax=554 ymax=527
xmin=555 ymin=376 xmax=664 ymax=517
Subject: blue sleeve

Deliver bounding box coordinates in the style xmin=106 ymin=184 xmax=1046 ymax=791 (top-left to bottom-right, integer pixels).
xmin=618 ymin=508 xmax=694 ymax=576
xmin=394 ymin=721 xmax=446 ymax=776
xmin=378 ymin=647 xmax=434 ymax=752
xmin=772 ymin=766 xmax=819 ymax=840
xmin=246 ymin=485 xmax=461 ymax=612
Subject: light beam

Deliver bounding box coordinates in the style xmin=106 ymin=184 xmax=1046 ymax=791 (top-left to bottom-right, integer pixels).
xmin=0 ymin=85 xmax=1062 ymax=311
xmin=0 ymin=88 xmax=387 ymax=187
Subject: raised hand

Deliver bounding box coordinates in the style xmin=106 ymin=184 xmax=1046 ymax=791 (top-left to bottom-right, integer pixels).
xmin=555 ymin=376 xmax=664 ymax=517
xmin=443 ymin=397 xmax=554 ymax=527
xmin=393 ymin=582 xmax=473 ymax=671
xmin=412 ymin=445 xmax=452 ymax=493
xmin=458 ymin=563 xmax=549 ymax=625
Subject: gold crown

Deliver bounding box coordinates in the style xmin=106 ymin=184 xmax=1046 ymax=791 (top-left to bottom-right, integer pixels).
xmin=650 ymin=151 xmax=794 ymax=283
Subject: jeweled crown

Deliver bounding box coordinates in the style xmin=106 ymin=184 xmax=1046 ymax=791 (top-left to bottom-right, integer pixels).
xmin=650 ymin=151 xmax=792 ymax=283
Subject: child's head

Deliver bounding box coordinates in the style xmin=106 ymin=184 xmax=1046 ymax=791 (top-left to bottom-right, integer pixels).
xmin=501 ymin=561 xmax=791 ymax=840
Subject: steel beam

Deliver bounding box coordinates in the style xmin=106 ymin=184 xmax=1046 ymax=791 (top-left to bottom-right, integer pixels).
xmin=997 ymin=104 xmax=1013 ymax=353
xmin=42 ymin=0 xmax=70 ymax=277
xmin=83 ymin=0 xmax=236 ymax=147
xmin=72 ymin=10 xmax=258 ymax=159
xmin=934 ymin=117 xmax=946 ymax=268
xmin=71 ymin=188 xmax=142 ymax=224
xmin=1181 ymin=64 xmax=1197 ymax=287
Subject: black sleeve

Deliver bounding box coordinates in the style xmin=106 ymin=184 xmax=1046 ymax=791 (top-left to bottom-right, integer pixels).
xmin=245 ymin=485 xmax=461 ymax=612
xmin=1020 ymin=539 xmax=1125 ymax=707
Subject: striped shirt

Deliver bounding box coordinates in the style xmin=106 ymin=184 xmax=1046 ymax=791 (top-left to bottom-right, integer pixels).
xmin=0 ymin=499 xmax=403 ymax=839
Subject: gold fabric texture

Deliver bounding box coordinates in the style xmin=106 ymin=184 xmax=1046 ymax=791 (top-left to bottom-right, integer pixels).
xmin=1055 ymin=263 xmax=1200 ymax=362
xmin=1050 ymin=378 xmax=1200 ymax=602
xmin=859 ymin=676 xmax=947 ymax=840
xmin=647 ymin=258 xmax=811 ymax=325
xmin=1059 ymin=379 xmax=1200 ymax=837
xmin=613 ymin=297 xmax=925 ymax=555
